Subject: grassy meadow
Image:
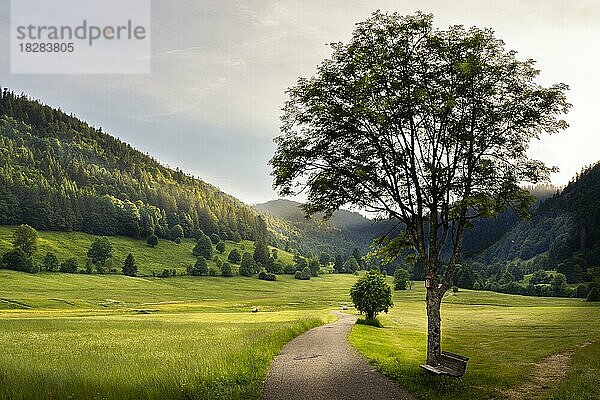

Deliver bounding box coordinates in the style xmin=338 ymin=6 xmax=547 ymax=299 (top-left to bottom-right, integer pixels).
xmin=350 ymin=284 xmax=600 ymax=400
xmin=0 ymin=226 xmax=295 ymax=276
xmin=0 ymin=271 xmax=355 ymax=400
xmin=1 ymin=231 xmax=598 ymax=400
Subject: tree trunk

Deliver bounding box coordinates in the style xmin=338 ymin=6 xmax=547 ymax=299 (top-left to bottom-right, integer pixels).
xmin=425 ymin=288 xmax=442 ymax=366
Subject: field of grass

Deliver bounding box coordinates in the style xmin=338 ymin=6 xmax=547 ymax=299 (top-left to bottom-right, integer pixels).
xmin=0 ymin=226 xmax=296 ymax=276
xmin=349 ymin=284 xmax=600 ymax=400
xmin=1 ymin=255 xmax=599 ymax=400
xmin=0 ymin=271 xmax=356 ymax=400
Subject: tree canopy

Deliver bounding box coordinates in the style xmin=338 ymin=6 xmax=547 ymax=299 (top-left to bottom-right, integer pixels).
xmin=350 ymin=270 xmax=393 ymax=321
xmin=87 ymin=237 xmax=114 ymax=265
xmin=12 ymin=224 xmax=37 ymax=257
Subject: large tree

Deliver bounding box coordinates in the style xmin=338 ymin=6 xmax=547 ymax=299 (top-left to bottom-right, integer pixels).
xmin=270 ymin=12 xmax=569 ymax=366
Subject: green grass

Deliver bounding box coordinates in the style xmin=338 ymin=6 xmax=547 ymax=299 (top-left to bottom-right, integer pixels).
xmin=0 ymin=226 xmax=296 ymax=276
xmin=543 ymin=340 xmax=600 ymax=400
xmin=0 ymin=271 xmax=357 ymax=400
xmin=2 ymin=231 xmax=599 ymax=400
xmin=349 ymin=282 xmax=600 ymax=400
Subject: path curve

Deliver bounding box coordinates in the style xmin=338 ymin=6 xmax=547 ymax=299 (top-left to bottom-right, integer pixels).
xmin=262 ymin=311 xmax=414 ymax=400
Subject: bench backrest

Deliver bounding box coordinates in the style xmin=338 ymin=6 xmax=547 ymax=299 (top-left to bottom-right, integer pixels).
xmin=439 ymin=352 xmax=468 ymax=374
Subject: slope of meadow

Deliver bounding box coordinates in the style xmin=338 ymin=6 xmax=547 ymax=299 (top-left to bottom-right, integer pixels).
xmin=0 ymin=225 xmax=295 ymax=276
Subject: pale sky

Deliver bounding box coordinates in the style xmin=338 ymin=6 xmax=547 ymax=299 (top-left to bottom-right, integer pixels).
xmin=1 ymin=0 xmax=599 ymax=204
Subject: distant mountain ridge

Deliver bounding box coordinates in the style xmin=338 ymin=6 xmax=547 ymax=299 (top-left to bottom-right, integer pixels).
xmin=254 ymin=199 xmax=395 ymax=256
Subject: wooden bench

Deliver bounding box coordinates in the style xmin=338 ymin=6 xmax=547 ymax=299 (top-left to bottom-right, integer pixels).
xmin=419 ymin=351 xmax=469 ymax=377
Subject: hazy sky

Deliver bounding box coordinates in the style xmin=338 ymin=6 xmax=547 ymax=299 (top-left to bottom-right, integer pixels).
xmin=1 ymin=0 xmax=599 ymax=204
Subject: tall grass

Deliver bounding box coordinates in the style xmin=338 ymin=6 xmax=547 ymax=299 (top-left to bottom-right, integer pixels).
xmin=0 ymin=313 xmax=323 ymax=399
xmin=0 ymin=272 xmax=353 ymax=399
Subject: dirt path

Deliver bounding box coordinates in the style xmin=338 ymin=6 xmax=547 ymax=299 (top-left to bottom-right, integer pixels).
xmin=261 ymin=311 xmax=414 ymax=400
xmin=503 ymin=341 xmax=593 ymax=400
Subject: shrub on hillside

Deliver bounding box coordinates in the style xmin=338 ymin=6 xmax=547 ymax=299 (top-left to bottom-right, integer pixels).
xmin=122 ymin=253 xmax=138 ymax=277
xmin=193 ymin=234 xmax=213 ymax=259
xmin=266 ymin=257 xmax=284 ymax=274
xmin=146 ymin=234 xmax=159 ymax=248
xmin=187 ymin=256 xmax=209 ymax=276
xmin=228 ymin=249 xmax=241 ymax=264
xmin=239 ymin=252 xmax=255 ymax=277
xmin=210 ymin=233 xmax=221 ymax=245
xmin=60 ymin=258 xmax=79 ymax=273
xmin=43 ymin=252 xmax=59 ymax=272
xmin=170 ymin=224 xmax=184 ymax=242
xmin=258 ymin=271 xmax=276 ymax=281
xmin=1 ymin=249 xmax=35 ymax=273
xmin=216 ymin=241 xmax=226 ymax=253
xmin=230 ymin=232 xmax=242 ymax=243
xmin=87 ymin=237 xmax=114 ymax=266
xmin=221 ymin=262 xmax=233 ymax=277
xmin=294 ymin=267 xmax=311 ymax=280
xmin=283 ymin=263 xmax=296 ymax=274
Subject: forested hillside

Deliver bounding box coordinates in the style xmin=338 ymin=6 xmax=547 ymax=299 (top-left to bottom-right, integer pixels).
xmin=460 ymin=184 xmax=558 ymax=258
xmin=254 ymin=199 xmax=397 ymax=256
xmin=476 ymin=163 xmax=600 ymax=283
xmin=0 ymin=88 xmax=260 ymax=241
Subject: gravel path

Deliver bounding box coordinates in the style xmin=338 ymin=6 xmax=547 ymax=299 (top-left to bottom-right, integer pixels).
xmin=262 ymin=311 xmax=415 ymax=400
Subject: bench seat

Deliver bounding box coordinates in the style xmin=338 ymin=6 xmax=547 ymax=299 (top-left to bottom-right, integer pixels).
xmin=419 ymin=351 xmax=469 ymax=377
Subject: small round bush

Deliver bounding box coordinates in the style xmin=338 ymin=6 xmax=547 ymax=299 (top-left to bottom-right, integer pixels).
xmin=393 ymin=268 xmax=410 ymax=290
xmin=258 ymin=271 xmax=276 ymax=281
xmin=146 ymin=234 xmax=159 ymax=248
xmin=228 ymin=249 xmax=241 ymax=264
xmin=43 ymin=252 xmax=59 ymax=272
xmin=2 ymin=249 xmax=35 ymax=273
xmin=187 ymin=256 xmax=208 ymax=276
xmin=210 ymin=233 xmax=221 ymax=245
xmin=60 ymin=258 xmax=79 ymax=273
xmin=221 ymin=262 xmax=233 ymax=277
xmin=350 ymin=270 xmax=393 ymax=322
